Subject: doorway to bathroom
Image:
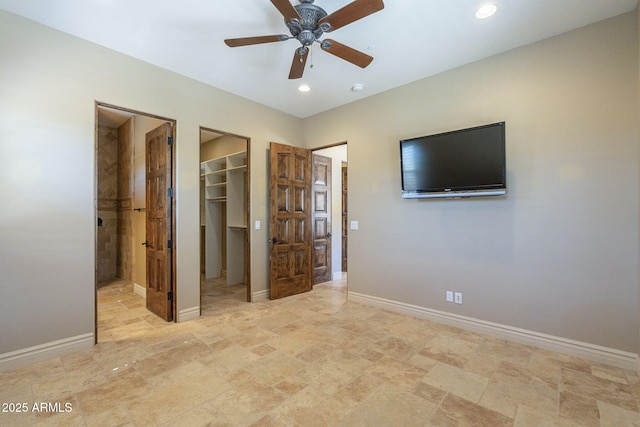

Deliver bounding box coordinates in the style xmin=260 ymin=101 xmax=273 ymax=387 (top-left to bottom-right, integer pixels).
xmin=95 ymin=103 xmax=177 ymax=343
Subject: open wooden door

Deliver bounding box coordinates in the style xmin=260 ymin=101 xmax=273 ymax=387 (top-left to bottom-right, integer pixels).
xmin=342 ymin=163 xmax=348 ymax=272
xmin=312 ymin=153 xmax=332 ymax=284
xmin=269 ymin=142 xmax=312 ymax=299
xmin=145 ymin=123 xmax=174 ymax=321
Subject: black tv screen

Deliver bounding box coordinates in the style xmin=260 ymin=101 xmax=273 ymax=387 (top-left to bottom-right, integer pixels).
xmin=400 ymin=122 xmax=506 ymax=199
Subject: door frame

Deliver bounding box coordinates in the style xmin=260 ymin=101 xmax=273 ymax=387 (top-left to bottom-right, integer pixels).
xmin=94 ymin=102 xmax=178 ymax=343
xmin=199 ymin=127 xmax=252 ymax=304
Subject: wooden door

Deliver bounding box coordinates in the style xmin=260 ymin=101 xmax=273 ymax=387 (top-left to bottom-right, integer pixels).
xmin=312 ymin=154 xmax=332 ymax=284
xmin=269 ymin=142 xmax=312 ymax=299
xmin=145 ymin=123 xmax=174 ymax=321
xmin=342 ymin=163 xmax=348 ymax=272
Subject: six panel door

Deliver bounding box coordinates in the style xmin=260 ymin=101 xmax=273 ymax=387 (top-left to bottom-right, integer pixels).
xmin=145 ymin=122 xmax=174 ymax=321
xmin=269 ymin=142 xmax=312 ymax=299
xmin=312 ymin=153 xmax=332 ymax=284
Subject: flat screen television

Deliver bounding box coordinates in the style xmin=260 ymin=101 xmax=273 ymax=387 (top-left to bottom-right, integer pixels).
xmin=400 ymin=122 xmax=506 ymax=199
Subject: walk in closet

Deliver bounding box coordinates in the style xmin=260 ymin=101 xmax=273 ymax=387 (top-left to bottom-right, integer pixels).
xmin=200 ymin=129 xmax=249 ymax=288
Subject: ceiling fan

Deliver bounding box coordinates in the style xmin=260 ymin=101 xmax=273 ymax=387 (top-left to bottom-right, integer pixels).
xmin=224 ymin=0 xmax=385 ymax=79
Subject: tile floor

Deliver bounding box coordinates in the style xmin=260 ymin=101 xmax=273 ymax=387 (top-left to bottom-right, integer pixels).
xmin=1 ymin=276 xmax=639 ymax=426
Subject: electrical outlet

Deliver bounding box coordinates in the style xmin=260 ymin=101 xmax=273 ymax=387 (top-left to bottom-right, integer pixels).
xmin=446 ymin=291 xmax=454 ymax=302
xmin=454 ymin=292 xmax=463 ymax=304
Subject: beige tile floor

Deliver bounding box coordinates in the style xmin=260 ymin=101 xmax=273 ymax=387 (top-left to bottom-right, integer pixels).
xmin=1 ymin=276 xmax=639 ymax=426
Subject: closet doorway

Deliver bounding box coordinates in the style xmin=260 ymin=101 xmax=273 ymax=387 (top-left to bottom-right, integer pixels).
xmin=200 ymin=128 xmax=251 ymax=313
xmin=95 ymin=103 xmax=177 ymax=343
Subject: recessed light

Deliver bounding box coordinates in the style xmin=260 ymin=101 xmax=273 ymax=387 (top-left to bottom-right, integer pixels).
xmin=475 ymin=3 xmax=497 ymax=19
xmin=298 ymin=84 xmax=310 ymax=92
xmin=351 ymin=84 xmax=364 ymax=92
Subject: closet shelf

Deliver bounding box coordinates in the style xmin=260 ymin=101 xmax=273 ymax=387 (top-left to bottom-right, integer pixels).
xmin=228 ymin=165 xmax=247 ymax=173
xmin=202 ymin=148 xmax=247 ymax=286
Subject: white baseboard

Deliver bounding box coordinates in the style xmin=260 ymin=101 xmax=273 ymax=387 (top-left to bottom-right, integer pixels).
xmin=348 ymin=291 xmax=639 ymax=372
xmin=133 ymin=283 xmax=146 ymax=298
xmin=0 ymin=333 xmax=94 ymax=373
xmin=178 ymin=306 xmax=200 ymax=323
xmin=252 ymin=289 xmax=269 ymax=302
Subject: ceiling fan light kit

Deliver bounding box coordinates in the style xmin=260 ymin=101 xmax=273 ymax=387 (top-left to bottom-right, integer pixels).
xmin=224 ymin=0 xmax=385 ymax=79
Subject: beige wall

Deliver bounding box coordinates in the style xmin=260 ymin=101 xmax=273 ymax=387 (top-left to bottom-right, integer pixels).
xmin=303 ymin=13 xmax=639 ymax=354
xmin=0 ymin=10 xmax=302 ymax=357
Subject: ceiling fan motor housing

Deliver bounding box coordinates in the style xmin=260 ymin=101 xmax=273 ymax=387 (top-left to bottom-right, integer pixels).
xmin=287 ymin=0 xmax=329 ymax=46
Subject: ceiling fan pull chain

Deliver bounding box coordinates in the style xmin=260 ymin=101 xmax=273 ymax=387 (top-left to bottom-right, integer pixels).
xmin=310 ymin=46 xmax=314 ymax=68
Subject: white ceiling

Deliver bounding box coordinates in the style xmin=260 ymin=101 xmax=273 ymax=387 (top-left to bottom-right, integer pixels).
xmin=2 ymin=0 xmax=637 ymax=118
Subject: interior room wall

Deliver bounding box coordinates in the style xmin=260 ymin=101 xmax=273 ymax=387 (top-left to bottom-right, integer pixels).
xmin=303 ymin=12 xmax=639 ymax=355
xmin=0 ymin=10 xmax=303 ymax=365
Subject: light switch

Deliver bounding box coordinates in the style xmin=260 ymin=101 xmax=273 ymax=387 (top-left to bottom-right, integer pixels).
xmin=350 ymin=221 xmax=359 ymax=230
xmin=255 ymin=220 xmax=261 ymax=230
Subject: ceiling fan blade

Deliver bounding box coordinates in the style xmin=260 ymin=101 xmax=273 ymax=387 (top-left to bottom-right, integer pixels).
xmin=289 ymin=48 xmax=309 ymax=79
xmin=319 ymin=0 xmax=384 ymax=32
xmin=270 ymin=0 xmax=302 ymax=22
xmin=224 ymin=35 xmax=289 ymax=47
xmin=321 ymin=39 xmax=373 ymax=68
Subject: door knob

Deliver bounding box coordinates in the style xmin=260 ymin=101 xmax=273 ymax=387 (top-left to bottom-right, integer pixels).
xmin=269 ymin=237 xmax=278 ymax=244
xmin=142 ymin=241 xmax=149 ymax=246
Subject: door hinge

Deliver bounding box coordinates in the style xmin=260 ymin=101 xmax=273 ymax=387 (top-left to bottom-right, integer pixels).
xmin=168 ymin=136 xmax=173 ymax=145
xmin=167 ymin=239 xmax=172 ymax=249
xmin=168 ymin=291 xmax=173 ymax=301
xmin=167 ymin=187 xmax=173 ymax=197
